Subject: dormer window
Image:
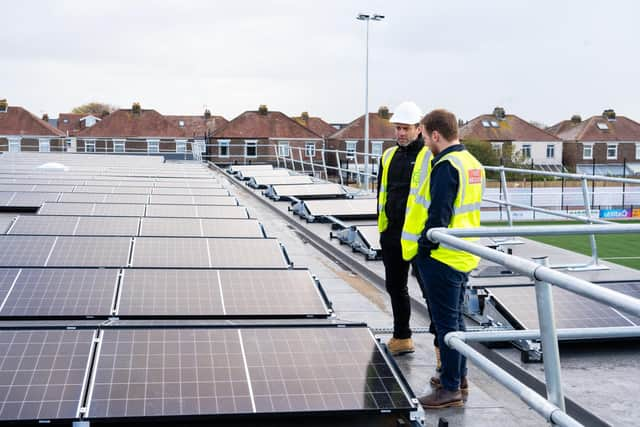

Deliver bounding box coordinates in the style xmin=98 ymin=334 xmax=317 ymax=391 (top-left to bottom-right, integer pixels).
xmin=596 ymin=122 xmax=609 ymax=131
xmin=63 ymin=119 xmax=69 ymax=123
xmin=178 ymin=120 xmax=185 ymax=127
xmin=490 ymin=120 xmax=499 ymax=128
xmin=481 ymin=120 xmax=490 ymax=128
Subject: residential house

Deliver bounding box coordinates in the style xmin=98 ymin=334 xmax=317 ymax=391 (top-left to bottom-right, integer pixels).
xmin=0 ymin=99 xmax=65 ymax=152
xmin=325 ymin=106 xmax=397 ymax=176
xmin=75 ymin=103 xmax=188 ymax=156
xmin=548 ymin=109 xmax=640 ymax=175
xmin=57 ymin=113 xmax=102 ymax=151
xmin=460 ymin=107 xmax=563 ymax=171
xmin=209 ymin=105 xmax=323 ymax=166
xmin=292 ymin=112 xmax=337 ymax=139
xmin=166 ymin=109 xmax=228 ymax=141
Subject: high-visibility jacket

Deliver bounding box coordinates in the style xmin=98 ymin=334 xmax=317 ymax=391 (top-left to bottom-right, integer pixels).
xmin=401 ymin=149 xmax=484 ymax=272
xmin=377 ymin=145 xmax=430 ymax=233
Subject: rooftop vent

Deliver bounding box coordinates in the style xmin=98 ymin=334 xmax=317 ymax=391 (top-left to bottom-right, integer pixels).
xmin=493 ymin=106 xmax=506 ymax=120
xmin=258 ymin=105 xmax=268 ymax=115
xmin=378 ymin=106 xmax=390 ymax=119
xmin=571 ymin=114 xmax=582 ymax=124
xmin=132 ymin=102 xmax=141 ymax=115
xmin=603 ymin=109 xmax=616 ymax=121
xmin=0 ymin=99 xmax=7 ymax=113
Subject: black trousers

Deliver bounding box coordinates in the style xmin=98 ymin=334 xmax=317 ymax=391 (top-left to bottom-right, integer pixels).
xmin=381 ymin=230 xmax=437 ymax=343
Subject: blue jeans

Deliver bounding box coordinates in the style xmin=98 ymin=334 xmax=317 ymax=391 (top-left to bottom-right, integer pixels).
xmin=415 ymin=250 xmax=468 ymax=391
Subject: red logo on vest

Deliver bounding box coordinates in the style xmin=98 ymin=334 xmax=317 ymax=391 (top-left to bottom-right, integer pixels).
xmin=468 ymin=169 xmax=482 ymax=184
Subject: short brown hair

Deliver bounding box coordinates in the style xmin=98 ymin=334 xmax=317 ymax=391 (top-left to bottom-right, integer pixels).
xmin=421 ymin=109 xmax=458 ymax=141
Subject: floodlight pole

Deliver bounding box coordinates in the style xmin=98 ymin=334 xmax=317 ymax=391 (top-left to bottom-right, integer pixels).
xmin=357 ymin=13 xmax=384 ymax=191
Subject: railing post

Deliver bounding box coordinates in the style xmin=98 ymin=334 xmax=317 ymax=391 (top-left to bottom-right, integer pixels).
xmin=335 ymin=151 xmax=344 ymax=186
xmin=289 ymin=146 xmax=296 ymax=171
xmin=320 ymin=148 xmax=328 ymax=180
xmin=533 ymin=256 xmax=566 ymax=413
xmin=500 ymin=168 xmax=513 ymax=226
xmin=274 ymin=145 xmax=280 ymax=168
xmin=580 ymin=177 xmax=600 ymax=266
xmin=298 ymin=147 xmax=306 ymax=174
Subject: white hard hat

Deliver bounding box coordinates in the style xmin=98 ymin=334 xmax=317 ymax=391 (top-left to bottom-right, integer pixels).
xmin=391 ymin=101 xmax=424 ymax=125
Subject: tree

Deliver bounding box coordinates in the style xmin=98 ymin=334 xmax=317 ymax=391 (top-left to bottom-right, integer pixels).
xmin=71 ymin=102 xmax=117 ymax=117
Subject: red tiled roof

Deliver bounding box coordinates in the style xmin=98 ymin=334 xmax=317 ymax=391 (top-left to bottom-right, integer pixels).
xmin=0 ymin=106 xmax=65 ymax=137
xmin=293 ymin=115 xmax=337 ymax=138
xmin=328 ymin=113 xmax=396 ymax=140
xmin=460 ymin=114 xmax=559 ymax=142
xmin=76 ymin=109 xmax=186 ymax=138
xmin=57 ymin=113 xmax=83 ymax=135
xmin=165 ymin=115 xmax=228 ymax=138
xmin=212 ymin=110 xmax=322 ymax=139
xmin=551 ymin=115 xmax=640 ymax=142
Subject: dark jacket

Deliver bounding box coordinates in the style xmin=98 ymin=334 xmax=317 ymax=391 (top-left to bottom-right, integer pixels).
xmin=418 ymin=144 xmax=465 ymax=251
xmin=377 ymin=136 xmax=424 ymax=240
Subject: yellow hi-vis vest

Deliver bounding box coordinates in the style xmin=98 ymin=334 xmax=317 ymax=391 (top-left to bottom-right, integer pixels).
xmin=402 ymin=149 xmax=485 ymax=273
xmin=377 ymin=145 xmax=430 ymax=233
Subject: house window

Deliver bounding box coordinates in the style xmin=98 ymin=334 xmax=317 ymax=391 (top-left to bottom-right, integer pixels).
xmin=113 ymin=139 xmax=125 ymax=153
xmin=481 ymin=120 xmax=490 ymax=128
xmin=8 ymin=138 xmax=20 ymax=152
xmin=346 ymin=141 xmax=357 ymax=159
xmin=305 ymin=142 xmax=316 ymax=157
xmin=218 ymin=140 xmax=230 ymax=157
xmin=636 ymin=143 xmax=640 ymax=160
xmin=38 ymin=139 xmax=50 ymax=152
xmin=607 ymin=143 xmax=618 ymax=160
xmin=491 ymin=142 xmax=503 ymax=156
xmin=176 ymin=140 xmax=187 ymax=153
xmin=583 ymin=143 xmax=593 ymax=160
xmin=245 ymin=140 xmax=257 ymax=158
xmin=147 ymin=139 xmax=160 ymax=153
xmin=521 ymin=144 xmax=532 ymax=159
xmin=546 ymin=144 xmax=555 ymax=159
xmin=85 ymin=140 xmax=96 ymax=153
xmin=371 ymin=141 xmax=383 ymax=157
xmin=178 ymin=120 xmax=185 ymax=128
xmin=278 ymin=142 xmax=290 ymax=157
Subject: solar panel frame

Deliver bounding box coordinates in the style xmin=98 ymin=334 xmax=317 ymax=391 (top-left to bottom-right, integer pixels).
xmin=6 ymin=192 xmax=61 ymax=207
xmin=148 ymin=195 xmax=237 ymax=206
xmin=46 ymin=236 xmax=132 ymax=268
xmin=139 ymin=218 xmax=264 ymax=238
xmin=145 ymin=205 xmax=249 ymax=219
xmin=271 ymin=184 xmax=347 ymax=200
xmin=9 ymin=215 xmax=79 ymax=235
xmin=0 ymin=236 xmax=57 ymax=267
xmin=303 ymin=199 xmax=377 ymax=219
xmin=151 ymin=187 xmax=228 ymax=196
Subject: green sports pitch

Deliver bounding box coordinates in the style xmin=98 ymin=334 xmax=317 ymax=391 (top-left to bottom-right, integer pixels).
xmin=484 ymin=220 xmax=640 ymax=271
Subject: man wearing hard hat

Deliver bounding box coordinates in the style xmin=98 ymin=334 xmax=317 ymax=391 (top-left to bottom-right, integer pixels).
xmin=377 ymin=101 xmax=432 ymax=356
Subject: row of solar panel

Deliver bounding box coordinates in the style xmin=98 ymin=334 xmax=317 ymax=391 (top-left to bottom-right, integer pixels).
xmin=0 ymin=325 xmax=413 ymax=422
xmin=0 ymin=193 xmax=235 ymax=207
xmin=4 ymin=216 xmax=265 ymax=237
xmin=35 ymin=203 xmax=250 ymax=218
xmin=0 ymin=268 xmax=329 ymax=318
xmin=1 ymin=184 xmax=226 ymax=194
xmin=0 ymin=177 xmax=222 ymax=188
xmin=0 ymin=236 xmax=288 ymax=268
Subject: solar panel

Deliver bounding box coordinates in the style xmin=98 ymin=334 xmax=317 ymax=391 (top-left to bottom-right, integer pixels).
xmin=59 ymin=193 xmax=149 ymax=204
xmin=0 ymin=217 xmax=13 ymax=234
xmin=46 ymin=236 xmax=132 ymax=267
xmin=93 ymin=204 xmax=146 ymax=217
xmin=146 ymin=204 xmax=249 ymax=219
xmin=116 ymin=269 xmax=329 ymax=318
xmin=0 ymin=236 xmax=56 ymax=266
xmin=39 ymin=203 xmax=146 ymax=217
xmin=248 ymin=175 xmax=314 ymax=188
xmin=74 ymin=217 xmax=140 ymax=236
xmin=0 ymin=269 xmax=20 ymax=301
xmin=0 ymin=269 xmax=118 ymax=317
xmin=148 ymin=195 xmax=237 ymax=206
xmin=9 ymin=216 xmax=79 ymax=235
xmin=38 ymin=202 xmax=95 ymax=216
xmin=0 ymin=329 xmax=95 ymax=421
xmin=151 ymin=187 xmax=228 ymax=196
xmin=87 ymin=326 xmax=412 ymax=419
xmin=229 ymin=164 xmax=273 ymax=173
xmin=270 ymin=183 xmax=347 ymax=200
xmin=489 ymin=285 xmax=639 ymax=329
xmin=73 ymin=186 xmax=151 ymax=194
xmin=139 ymin=218 xmax=264 ymax=238
xmin=31 ymin=185 xmax=75 ymax=193
xmin=304 ymin=199 xmax=376 ymax=218
xmin=6 ymin=192 xmax=60 ymax=207
xmin=237 ymin=169 xmax=290 ymax=180
xmin=357 ymin=225 xmax=381 ymax=251
xmin=131 ymin=238 xmax=287 ymax=268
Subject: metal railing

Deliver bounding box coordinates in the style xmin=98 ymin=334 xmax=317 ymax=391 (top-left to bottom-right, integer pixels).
xmin=425 ymin=224 xmax=640 ymax=427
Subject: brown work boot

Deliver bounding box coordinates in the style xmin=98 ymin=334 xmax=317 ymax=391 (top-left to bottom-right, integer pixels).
xmin=435 ymin=346 xmax=442 ymax=371
xmin=386 ymin=337 xmax=415 ymax=356
xmin=430 ymin=375 xmax=469 ymax=396
xmin=418 ymin=388 xmax=464 ymax=409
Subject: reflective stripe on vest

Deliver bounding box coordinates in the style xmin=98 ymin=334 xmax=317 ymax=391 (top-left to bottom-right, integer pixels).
xmin=429 ymin=150 xmax=485 ymax=272
xmin=400 ymin=148 xmax=432 ymax=260
xmin=377 ymin=146 xmax=399 ymax=232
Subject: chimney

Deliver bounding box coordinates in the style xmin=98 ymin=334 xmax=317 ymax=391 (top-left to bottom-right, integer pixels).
xmin=204 ymin=109 xmax=212 ymax=119
xmin=570 ymin=114 xmax=582 ymax=124
xmin=0 ymin=99 xmax=7 ymax=113
xmin=258 ymin=104 xmax=268 ymax=115
xmin=300 ymin=111 xmax=309 ymax=123
xmin=457 ymin=118 xmax=465 ymax=127
xmin=377 ymin=106 xmax=390 ymax=119
xmin=493 ymin=106 xmax=506 ymax=120
xmin=132 ymin=102 xmax=141 ymax=115
xmin=42 ymin=113 xmax=49 ymax=122
xmin=602 ymin=109 xmax=616 ymax=121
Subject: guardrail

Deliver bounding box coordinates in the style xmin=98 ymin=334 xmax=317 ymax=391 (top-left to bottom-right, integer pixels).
xmin=425 ymin=224 xmax=640 ymax=427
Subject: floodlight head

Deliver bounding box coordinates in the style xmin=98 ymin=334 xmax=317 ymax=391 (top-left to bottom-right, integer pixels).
xmin=357 ymin=13 xmax=370 ymax=20
xmin=372 ymin=14 xmax=385 ymax=20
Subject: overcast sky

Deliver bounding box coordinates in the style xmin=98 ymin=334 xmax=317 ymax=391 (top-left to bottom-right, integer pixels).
xmin=2 ymin=0 xmax=639 ymax=126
